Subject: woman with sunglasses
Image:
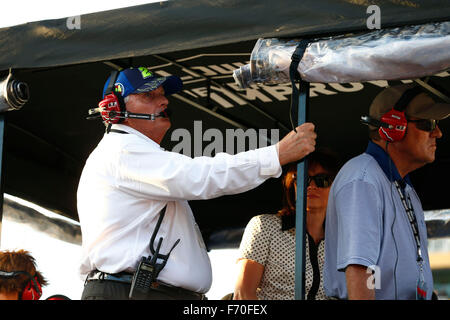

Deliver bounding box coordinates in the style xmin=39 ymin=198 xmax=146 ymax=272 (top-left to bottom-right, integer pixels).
xmin=233 ymin=148 xmax=341 ymax=300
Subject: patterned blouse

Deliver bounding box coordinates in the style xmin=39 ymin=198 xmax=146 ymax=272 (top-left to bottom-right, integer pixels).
xmin=238 ymin=214 xmax=328 ymax=300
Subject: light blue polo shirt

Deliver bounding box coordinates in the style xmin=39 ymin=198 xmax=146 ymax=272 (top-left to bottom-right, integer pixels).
xmin=323 ymin=141 xmax=433 ymax=300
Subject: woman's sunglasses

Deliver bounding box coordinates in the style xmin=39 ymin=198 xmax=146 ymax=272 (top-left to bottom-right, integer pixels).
xmin=408 ymin=119 xmax=439 ymax=132
xmin=292 ymin=173 xmax=333 ymax=188
xmin=308 ymin=174 xmax=334 ymax=188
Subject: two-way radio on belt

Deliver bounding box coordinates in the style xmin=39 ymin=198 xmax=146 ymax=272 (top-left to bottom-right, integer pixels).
xmin=129 ymin=206 xmax=180 ymax=299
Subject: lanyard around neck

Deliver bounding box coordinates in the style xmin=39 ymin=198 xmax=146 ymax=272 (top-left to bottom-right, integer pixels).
xmin=393 ymin=181 xmax=423 ymax=262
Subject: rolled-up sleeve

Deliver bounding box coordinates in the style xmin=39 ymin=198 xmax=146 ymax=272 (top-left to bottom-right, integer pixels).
xmin=335 ymin=180 xmax=382 ymax=271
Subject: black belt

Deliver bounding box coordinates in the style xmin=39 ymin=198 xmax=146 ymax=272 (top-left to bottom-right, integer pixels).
xmin=86 ymin=270 xmax=133 ymax=284
xmin=86 ymin=270 xmax=206 ymax=300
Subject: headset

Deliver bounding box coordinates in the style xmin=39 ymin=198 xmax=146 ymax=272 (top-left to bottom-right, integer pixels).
xmin=46 ymin=294 xmax=71 ymax=300
xmin=361 ymin=86 xmax=423 ymax=142
xmin=0 ymin=270 xmax=42 ymax=300
xmin=87 ymin=70 xmax=171 ymax=125
xmin=97 ymin=70 xmax=126 ymax=124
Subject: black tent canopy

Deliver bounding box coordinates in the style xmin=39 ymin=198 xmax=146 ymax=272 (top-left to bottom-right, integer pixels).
xmin=0 ymin=0 xmax=449 ymax=248
xmin=1 ymin=0 xmax=450 ymax=70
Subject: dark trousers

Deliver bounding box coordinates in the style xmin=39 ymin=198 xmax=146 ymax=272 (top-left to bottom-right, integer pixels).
xmin=81 ymin=280 xmax=204 ymax=300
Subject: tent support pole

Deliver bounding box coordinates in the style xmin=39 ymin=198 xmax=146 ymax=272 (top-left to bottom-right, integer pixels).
xmin=0 ymin=114 xmax=5 ymax=247
xmin=294 ymin=80 xmax=310 ymax=300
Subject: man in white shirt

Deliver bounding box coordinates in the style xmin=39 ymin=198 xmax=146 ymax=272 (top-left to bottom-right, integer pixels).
xmin=78 ymin=67 xmax=316 ymax=300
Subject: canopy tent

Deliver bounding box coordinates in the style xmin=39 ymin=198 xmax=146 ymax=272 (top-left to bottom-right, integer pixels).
xmin=1 ymin=0 xmax=449 ymax=71
xmin=0 ymin=0 xmax=449 ymax=251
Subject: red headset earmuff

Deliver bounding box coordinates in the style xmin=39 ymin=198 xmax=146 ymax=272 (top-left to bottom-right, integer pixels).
xmin=378 ymin=87 xmax=423 ymax=142
xmin=0 ymin=270 xmax=42 ymax=300
xmin=20 ymin=275 xmax=42 ymax=300
xmin=99 ymin=70 xmax=126 ymax=124
xmin=98 ymin=92 xmax=124 ymax=124
xmin=378 ymin=108 xmax=408 ymax=142
xmin=361 ymin=87 xmax=423 ymax=142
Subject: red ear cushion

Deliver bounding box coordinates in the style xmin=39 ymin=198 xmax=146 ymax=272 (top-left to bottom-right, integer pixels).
xmin=99 ymin=93 xmax=124 ymax=124
xmin=378 ymin=109 xmax=407 ymax=142
xmin=21 ymin=277 xmax=42 ymax=300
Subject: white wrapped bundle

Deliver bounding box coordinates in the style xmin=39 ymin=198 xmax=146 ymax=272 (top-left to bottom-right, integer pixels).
xmin=233 ymin=22 xmax=450 ymax=87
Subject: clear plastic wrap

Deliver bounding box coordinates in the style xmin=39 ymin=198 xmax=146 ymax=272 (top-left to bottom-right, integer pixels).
xmin=233 ymin=22 xmax=450 ymax=88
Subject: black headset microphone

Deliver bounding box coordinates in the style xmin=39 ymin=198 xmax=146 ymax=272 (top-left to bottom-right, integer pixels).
xmin=360 ymin=115 xmax=391 ymax=129
xmin=86 ymin=70 xmax=172 ymax=129
xmin=87 ymin=107 xmax=171 ymax=121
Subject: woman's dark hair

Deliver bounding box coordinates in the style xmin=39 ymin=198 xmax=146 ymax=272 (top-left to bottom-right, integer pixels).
xmin=277 ymin=147 xmax=342 ymax=217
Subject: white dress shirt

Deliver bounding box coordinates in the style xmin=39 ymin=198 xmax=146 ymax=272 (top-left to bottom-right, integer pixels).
xmin=77 ymin=124 xmax=281 ymax=293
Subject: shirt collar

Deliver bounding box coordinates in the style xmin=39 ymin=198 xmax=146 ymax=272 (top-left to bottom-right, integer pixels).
xmin=365 ymin=141 xmax=412 ymax=188
xmin=111 ymin=124 xmax=164 ymax=150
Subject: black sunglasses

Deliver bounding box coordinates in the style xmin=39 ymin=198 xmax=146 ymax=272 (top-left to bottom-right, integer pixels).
xmin=307 ymin=174 xmax=334 ymax=188
xmin=291 ymin=173 xmax=334 ymax=188
xmin=408 ymin=119 xmax=439 ymax=132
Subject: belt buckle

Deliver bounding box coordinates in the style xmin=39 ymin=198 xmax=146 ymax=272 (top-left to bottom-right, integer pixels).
xmin=85 ymin=271 xmax=99 ymax=285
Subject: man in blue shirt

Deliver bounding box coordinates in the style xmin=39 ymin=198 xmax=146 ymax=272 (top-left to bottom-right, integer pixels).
xmin=324 ymin=84 xmax=450 ymax=299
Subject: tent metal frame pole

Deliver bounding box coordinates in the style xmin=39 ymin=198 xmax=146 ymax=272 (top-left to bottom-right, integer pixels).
xmin=294 ymin=80 xmax=310 ymax=300
xmin=172 ymin=93 xmax=247 ymax=129
xmin=172 ymin=93 xmax=275 ymax=147
xmin=151 ymin=54 xmax=290 ymax=133
xmin=414 ymin=78 xmax=450 ymax=103
xmin=0 ymin=114 xmax=5 ymax=247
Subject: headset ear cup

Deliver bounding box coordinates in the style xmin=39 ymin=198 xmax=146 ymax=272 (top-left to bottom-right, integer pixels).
xmin=378 ymin=109 xmax=408 ymax=142
xmin=99 ymin=93 xmax=123 ymax=124
xmin=20 ymin=276 xmax=42 ymax=300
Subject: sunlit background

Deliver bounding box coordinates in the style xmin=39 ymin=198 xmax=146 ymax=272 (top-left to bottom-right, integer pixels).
xmin=0 ymin=194 xmax=239 ymax=300
xmin=1 ymin=194 xmax=449 ymax=300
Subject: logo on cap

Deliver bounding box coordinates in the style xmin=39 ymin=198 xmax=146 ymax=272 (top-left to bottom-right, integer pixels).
xmin=138 ymin=67 xmax=153 ymax=79
xmin=114 ymin=83 xmax=124 ymax=95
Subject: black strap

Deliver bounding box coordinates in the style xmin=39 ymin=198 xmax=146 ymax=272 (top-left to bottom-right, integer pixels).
xmin=394 ymin=86 xmax=422 ymax=112
xmin=148 ymin=206 xmax=180 ymax=266
xmin=289 ymin=40 xmax=309 ymax=132
xmin=106 ymin=71 xmax=119 ymax=94
xmin=105 ymin=69 xmax=126 ymax=116
xmin=109 ymin=129 xmax=129 ymax=134
xmin=306 ymin=233 xmax=321 ymax=300
xmin=393 ymin=181 xmax=423 ymax=262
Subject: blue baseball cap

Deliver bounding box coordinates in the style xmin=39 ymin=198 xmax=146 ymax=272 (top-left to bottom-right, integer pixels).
xmin=102 ymin=67 xmax=183 ymax=98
